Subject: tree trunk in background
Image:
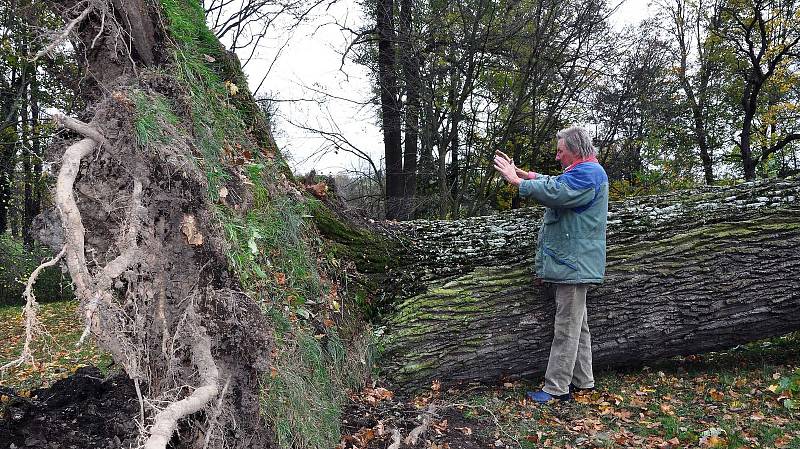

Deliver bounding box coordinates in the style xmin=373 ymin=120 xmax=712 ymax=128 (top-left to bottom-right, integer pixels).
xmin=416 ymin=72 xmax=436 ymax=216
xmin=376 ymin=0 xmax=403 ymax=219
xmin=0 ymin=133 xmax=12 ymax=234
xmin=375 ymin=179 xmax=800 ymax=391
xmin=740 ymin=86 xmax=758 ymax=181
xmin=21 ymin=61 xmax=33 ymax=248
xmin=0 ymin=60 xmax=19 ymax=235
xmin=29 ymin=65 xmax=41 ymax=223
xmin=399 ymin=0 xmax=418 ymax=221
xmin=444 ymin=54 xmax=459 ymax=218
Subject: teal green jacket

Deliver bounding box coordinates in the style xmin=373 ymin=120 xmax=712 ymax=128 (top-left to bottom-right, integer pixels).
xmin=518 ymin=161 xmax=609 ymax=284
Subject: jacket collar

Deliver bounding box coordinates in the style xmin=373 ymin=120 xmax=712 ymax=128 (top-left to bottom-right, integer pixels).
xmin=565 ymin=156 xmax=599 ymax=173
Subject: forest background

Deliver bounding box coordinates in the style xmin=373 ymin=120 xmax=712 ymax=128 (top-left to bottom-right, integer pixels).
xmin=1 ymin=0 xmax=799 ymax=301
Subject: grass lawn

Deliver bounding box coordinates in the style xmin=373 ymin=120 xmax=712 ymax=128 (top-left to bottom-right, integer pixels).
xmin=0 ymin=300 xmax=111 ymax=390
xmin=442 ymin=334 xmax=800 ymax=448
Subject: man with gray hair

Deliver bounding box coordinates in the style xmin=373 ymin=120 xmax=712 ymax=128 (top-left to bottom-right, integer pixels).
xmin=493 ymin=125 xmax=609 ymax=403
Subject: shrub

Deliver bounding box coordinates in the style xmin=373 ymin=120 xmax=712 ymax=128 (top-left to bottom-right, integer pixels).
xmin=0 ymin=234 xmax=73 ymax=306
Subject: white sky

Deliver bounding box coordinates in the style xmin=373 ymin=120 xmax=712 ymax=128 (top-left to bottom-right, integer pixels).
xmin=240 ymin=0 xmax=655 ymax=175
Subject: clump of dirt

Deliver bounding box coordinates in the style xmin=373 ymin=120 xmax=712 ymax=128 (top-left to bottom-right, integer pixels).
xmin=0 ymin=366 xmax=139 ymax=448
xmin=339 ymin=384 xmax=494 ymax=449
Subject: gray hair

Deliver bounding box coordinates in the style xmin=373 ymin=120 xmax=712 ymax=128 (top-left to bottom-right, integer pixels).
xmin=556 ymin=126 xmax=597 ymax=158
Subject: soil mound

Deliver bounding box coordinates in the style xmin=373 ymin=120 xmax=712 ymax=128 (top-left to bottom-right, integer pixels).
xmin=0 ymin=366 xmax=138 ymax=448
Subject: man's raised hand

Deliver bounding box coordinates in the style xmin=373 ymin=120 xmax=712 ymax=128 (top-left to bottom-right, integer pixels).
xmin=495 ymin=149 xmax=512 ymax=162
xmin=493 ymin=154 xmax=521 ymax=186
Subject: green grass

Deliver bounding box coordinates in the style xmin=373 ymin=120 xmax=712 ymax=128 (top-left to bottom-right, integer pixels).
xmin=0 ymin=300 xmax=111 ymax=390
xmin=446 ymin=333 xmax=800 ymax=448
xmin=133 ymin=90 xmax=179 ymax=147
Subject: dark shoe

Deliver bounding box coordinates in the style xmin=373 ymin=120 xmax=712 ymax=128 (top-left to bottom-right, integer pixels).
xmin=526 ymin=390 xmax=572 ymax=403
xmin=569 ymin=384 xmax=595 ymax=394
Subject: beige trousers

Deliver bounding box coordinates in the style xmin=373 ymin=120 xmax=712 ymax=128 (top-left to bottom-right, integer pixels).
xmin=542 ymin=284 xmax=594 ymax=396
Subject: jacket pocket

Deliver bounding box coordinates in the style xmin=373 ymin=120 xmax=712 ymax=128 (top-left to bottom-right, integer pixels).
xmin=543 ymin=208 xmax=560 ymax=224
xmin=542 ymin=244 xmax=578 ymax=281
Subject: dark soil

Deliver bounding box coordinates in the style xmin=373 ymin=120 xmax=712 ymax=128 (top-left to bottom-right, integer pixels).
xmin=339 ymin=386 xmax=495 ymax=449
xmin=1 ymin=367 xmax=496 ymax=449
xmin=0 ymin=366 xmax=139 ymax=449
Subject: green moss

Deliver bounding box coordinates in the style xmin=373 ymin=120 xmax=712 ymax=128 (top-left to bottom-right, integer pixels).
xmin=609 ymin=214 xmax=800 ymax=265
xmin=308 ymin=200 xmax=397 ymax=274
xmin=306 ymin=200 xmax=402 ymax=318
xmin=396 ymin=357 xmax=437 ymax=375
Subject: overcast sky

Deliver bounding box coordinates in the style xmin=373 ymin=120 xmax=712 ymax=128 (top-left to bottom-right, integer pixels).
xmin=241 ymin=0 xmax=656 ymax=175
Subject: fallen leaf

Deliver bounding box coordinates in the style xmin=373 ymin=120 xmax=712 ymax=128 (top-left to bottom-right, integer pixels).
xmin=225 ymin=80 xmax=239 ymax=95
xmin=180 ymin=214 xmax=204 ymax=246
xmin=700 ymin=435 xmax=727 ymax=447
xmin=355 ymin=427 xmax=375 ymax=446
xmin=524 ymin=432 xmax=542 ymax=443
xmin=307 ymin=181 xmax=328 ymax=198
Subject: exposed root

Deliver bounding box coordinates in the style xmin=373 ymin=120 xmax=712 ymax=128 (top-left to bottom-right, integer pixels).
xmin=40 ymin=96 xmax=267 ymax=446
xmin=53 ymin=113 xmax=108 ymax=146
xmin=34 ymin=1 xmax=96 ymax=62
xmin=55 ymin=136 xmax=97 ymax=297
xmin=387 ymin=428 xmax=402 ymax=449
xmin=0 ymin=246 xmax=66 ymax=371
xmin=144 ymin=318 xmax=220 ymax=449
xmin=79 ymin=177 xmax=144 ymax=345
xmin=404 ymin=405 xmax=436 ymax=446
xmin=203 ymin=376 xmax=231 ymax=449
xmin=134 ymin=377 xmax=146 ymax=432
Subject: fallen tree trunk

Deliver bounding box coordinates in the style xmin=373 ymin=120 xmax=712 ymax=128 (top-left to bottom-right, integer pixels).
xmin=377 ymin=179 xmax=800 ymax=390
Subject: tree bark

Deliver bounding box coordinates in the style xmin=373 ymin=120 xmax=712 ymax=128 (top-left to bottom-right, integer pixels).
xmin=399 ymin=0 xmax=418 ymax=221
xmin=375 ymin=179 xmax=800 ymax=390
xmin=376 ymin=0 xmax=403 ymax=220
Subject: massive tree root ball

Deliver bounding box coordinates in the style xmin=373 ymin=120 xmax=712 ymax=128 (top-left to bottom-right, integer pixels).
xmin=17 ymin=1 xmax=286 ymax=447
